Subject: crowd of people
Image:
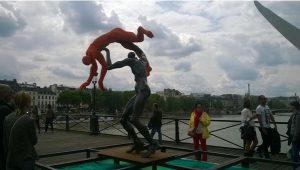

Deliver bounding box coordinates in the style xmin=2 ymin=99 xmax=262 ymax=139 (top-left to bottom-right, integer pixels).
xmin=240 ymin=95 xmax=300 ymax=169
xmin=0 ymin=84 xmax=56 ymax=170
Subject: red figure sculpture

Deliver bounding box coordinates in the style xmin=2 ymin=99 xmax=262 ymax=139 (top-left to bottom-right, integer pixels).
xmin=80 ymin=27 xmax=153 ymax=91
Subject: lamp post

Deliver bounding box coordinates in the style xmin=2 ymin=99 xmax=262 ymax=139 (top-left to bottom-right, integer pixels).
xmin=90 ymin=75 xmax=99 ymax=134
xmin=92 ymin=76 xmax=97 ymax=116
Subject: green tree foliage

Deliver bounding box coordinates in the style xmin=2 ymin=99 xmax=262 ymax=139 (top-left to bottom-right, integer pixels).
xmin=268 ymin=99 xmax=287 ymax=109
xmin=57 ymin=90 xmax=91 ymax=107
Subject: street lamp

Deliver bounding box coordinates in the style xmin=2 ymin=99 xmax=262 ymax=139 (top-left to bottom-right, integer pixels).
xmin=90 ymin=75 xmax=99 ymax=134
xmin=92 ymin=75 xmax=97 ymax=115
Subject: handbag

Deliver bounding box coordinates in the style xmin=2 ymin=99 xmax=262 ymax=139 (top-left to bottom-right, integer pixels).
xmin=240 ymin=121 xmax=255 ymax=140
xmin=188 ymin=129 xmax=196 ymax=137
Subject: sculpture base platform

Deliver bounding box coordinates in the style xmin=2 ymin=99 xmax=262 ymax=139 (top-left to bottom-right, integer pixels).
xmin=97 ymin=145 xmax=178 ymax=165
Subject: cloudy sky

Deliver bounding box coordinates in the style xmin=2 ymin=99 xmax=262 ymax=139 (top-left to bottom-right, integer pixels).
xmin=0 ymin=1 xmax=299 ymax=97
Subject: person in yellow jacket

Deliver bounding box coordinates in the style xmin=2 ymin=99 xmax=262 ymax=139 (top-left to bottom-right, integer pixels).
xmin=188 ymin=102 xmax=211 ymax=161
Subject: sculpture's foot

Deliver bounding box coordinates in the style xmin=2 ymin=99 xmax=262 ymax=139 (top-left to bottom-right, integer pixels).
xmin=126 ymin=142 xmax=146 ymax=154
xmin=138 ymin=26 xmax=154 ymax=38
xmin=141 ymin=142 xmax=160 ymax=158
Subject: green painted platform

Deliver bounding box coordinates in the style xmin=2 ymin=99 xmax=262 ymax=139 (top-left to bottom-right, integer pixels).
xmin=57 ymin=158 xmax=249 ymax=170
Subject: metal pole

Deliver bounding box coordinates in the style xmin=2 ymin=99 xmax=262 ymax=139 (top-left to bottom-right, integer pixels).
xmin=65 ymin=114 xmax=69 ymax=131
xmin=93 ymin=82 xmax=96 ymax=116
xmin=90 ymin=76 xmax=99 ymax=134
xmin=175 ymin=119 xmax=180 ymax=144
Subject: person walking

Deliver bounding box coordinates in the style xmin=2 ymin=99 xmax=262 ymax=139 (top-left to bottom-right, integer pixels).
xmin=45 ymin=104 xmax=55 ymax=133
xmin=149 ymin=103 xmax=163 ymax=144
xmin=288 ymin=101 xmax=300 ymax=169
xmin=3 ymin=91 xmax=37 ymax=170
xmin=256 ymin=95 xmax=277 ymax=159
xmin=188 ymin=102 xmax=211 ymax=161
xmin=32 ymin=105 xmax=40 ymax=134
xmin=0 ymin=84 xmax=14 ymax=170
xmin=241 ymin=99 xmax=258 ymax=157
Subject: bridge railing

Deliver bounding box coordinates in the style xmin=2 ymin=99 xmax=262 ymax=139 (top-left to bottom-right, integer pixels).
xmin=41 ymin=113 xmax=289 ymax=153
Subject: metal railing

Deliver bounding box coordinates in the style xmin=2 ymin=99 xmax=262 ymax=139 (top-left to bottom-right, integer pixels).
xmin=38 ymin=113 xmax=290 ymax=154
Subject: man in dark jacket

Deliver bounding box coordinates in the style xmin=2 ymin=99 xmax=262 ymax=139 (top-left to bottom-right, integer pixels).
xmin=149 ymin=103 xmax=163 ymax=144
xmin=289 ymin=101 xmax=300 ymax=169
xmin=4 ymin=91 xmax=37 ymax=170
xmin=0 ymin=84 xmax=14 ymax=170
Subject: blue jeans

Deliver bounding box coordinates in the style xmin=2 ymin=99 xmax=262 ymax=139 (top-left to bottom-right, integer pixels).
xmin=292 ymin=143 xmax=300 ymax=169
xmin=151 ymin=127 xmax=162 ymax=144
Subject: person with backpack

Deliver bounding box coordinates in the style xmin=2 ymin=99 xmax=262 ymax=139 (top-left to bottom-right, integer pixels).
xmin=148 ymin=103 xmax=163 ymax=144
xmin=256 ymin=95 xmax=277 ymax=159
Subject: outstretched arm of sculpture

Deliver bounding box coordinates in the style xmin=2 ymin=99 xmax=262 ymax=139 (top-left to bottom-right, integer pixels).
xmin=80 ymin=60 xmax=98 ymax=89
xmin=102 ymin=48 xmax=111 ymax=66
xmin=103 ymin=48 xmax=132 ymax=70
xmin=120 ymin=42 xmax=152 ymax=76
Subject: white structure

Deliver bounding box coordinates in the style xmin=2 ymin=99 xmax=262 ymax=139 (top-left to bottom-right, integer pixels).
xmin=22 ymin=86 xmax=57 ymax=112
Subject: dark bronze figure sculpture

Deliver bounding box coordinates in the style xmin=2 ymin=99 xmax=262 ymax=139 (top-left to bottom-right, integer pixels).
xmin=103 ymin=45 xmax=159 ymax=158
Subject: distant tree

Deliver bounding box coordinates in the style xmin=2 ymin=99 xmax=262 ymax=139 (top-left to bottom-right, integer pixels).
xmin=212 ymin=99 xmax=223 ymax=109
xmin=57 ymin=90 xmax=74 ymax=106
xmin=78 ymin=90 xmax=91 ymax=105
xmin=268 ymin=99 xmax=287 ymax=109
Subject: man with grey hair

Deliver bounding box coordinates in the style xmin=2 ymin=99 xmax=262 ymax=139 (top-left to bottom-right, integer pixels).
xmin=0 ymin=84 xmax=14 ymax=170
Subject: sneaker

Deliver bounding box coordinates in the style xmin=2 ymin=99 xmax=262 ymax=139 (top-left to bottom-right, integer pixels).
xmin=257 ymin=149 xmax=263 ymax=158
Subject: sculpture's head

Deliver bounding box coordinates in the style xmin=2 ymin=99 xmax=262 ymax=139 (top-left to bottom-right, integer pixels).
xmin=128 ymin=52 xmax=136 ymax=59
xmin=82 ymin=55 xmax=92 ymax=65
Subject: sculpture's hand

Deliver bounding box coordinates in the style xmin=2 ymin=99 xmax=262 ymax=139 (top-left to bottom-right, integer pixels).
xmin=80 ymin=82 xmax=90 ymax=89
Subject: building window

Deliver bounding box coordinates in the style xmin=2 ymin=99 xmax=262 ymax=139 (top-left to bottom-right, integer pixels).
xmin=38 ymin=96 xmax=40 ymax=99
xmin=41 ymin=96 xmax=43 ymax=99
xmin=45 ymin=96 xmax=47 ymax=99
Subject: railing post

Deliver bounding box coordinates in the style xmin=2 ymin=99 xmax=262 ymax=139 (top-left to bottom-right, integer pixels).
xmin=86 ymin=149 xmax=90 ymax=158
xmin=65 ymin=114 xmax=69 ymax=131
xmin=175 ymin=119 xmax=180 ymax=144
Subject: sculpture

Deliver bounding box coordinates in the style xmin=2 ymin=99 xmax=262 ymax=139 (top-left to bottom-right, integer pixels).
xmin=103 ymin=46 xmax=159 ymax=158
xmin=80 ymin=27 xmax=153 ymax=91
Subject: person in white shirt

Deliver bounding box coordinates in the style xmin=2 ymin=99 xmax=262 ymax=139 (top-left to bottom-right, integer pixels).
xmin=256 ymin=95 xmax=277 ymax=159
xmin=241 ymin=99 xmax=258 ymax=156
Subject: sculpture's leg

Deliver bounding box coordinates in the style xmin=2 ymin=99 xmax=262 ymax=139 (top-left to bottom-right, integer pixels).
xmin=129 ymin=86 xmax=159 ymax=157
xmin=120 ymin=95 xmax=145 ymax=153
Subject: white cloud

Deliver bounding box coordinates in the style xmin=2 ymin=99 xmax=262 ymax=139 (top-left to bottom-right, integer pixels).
xmin=0 ymin=1 xmax=299 ymax=97
xmin=59 ymin=1 xmax=122 ymax=34
xmin=0 ymin=2 xmax=26 ymax=37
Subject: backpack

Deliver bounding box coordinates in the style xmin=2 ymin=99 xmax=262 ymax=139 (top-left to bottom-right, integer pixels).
xmin=270 ymin=128 xmax=281 ymax=154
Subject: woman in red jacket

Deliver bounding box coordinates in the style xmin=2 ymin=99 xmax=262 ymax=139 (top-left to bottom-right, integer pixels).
xmin=80 ymin=27 xmax=153 ymax=91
